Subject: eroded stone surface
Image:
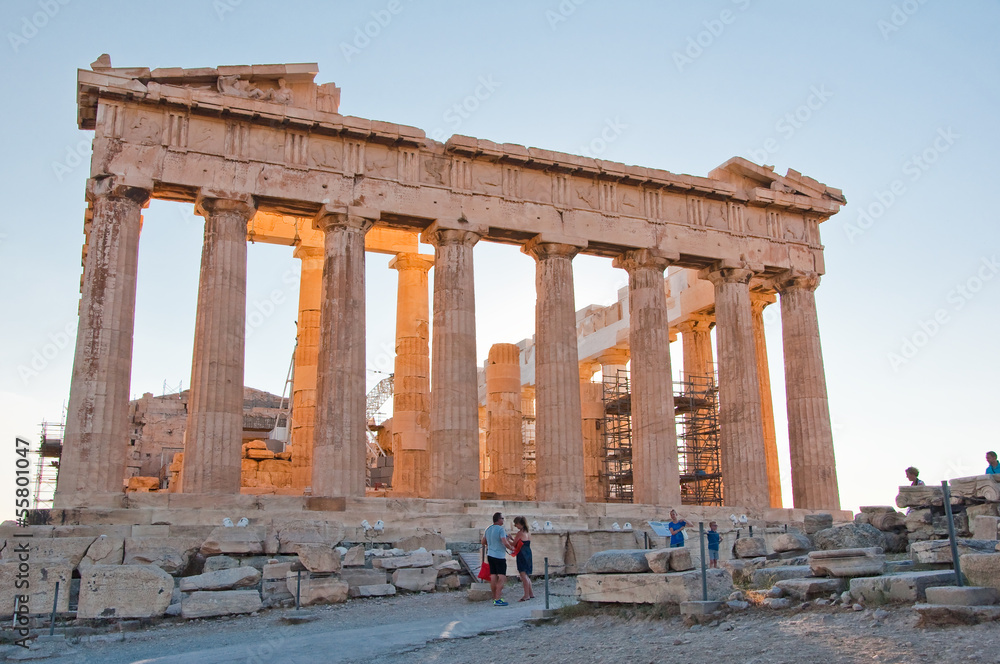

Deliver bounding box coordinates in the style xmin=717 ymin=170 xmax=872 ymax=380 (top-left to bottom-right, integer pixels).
xmin=583 ymin=549 xmax=651 ymax=574
xmin=181 ymin=590 xmax=262 ymax=618
xmin=201 ymin=526 xmax=264 ymax=556
xmin=393 ymin=567 xmax=437 ymax=592
xmin=284 ymin=574 xmax=348 ymax=605
xmin=124 ymin=537 xmax=203 ymax=575
xmin=78 ymin=564 xmax=173 ymax=619
xmin=293 ymin=543 xmax=342 ymax=574
xmin=849 ymin=571 xmax=956 ymax=603
xmin=809 ymin=547 xmax=886 ymax=578
xmin=576 ymin=570 xmax=733 ymax=604
xmin=79 ymin=535 xmax=124 ymax=569
xmin=179 ymin=566 xmax=261 ymax=592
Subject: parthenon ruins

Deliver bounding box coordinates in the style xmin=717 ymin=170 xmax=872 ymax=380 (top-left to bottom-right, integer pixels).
xmin=56 ymin=57 xmax=846 ymax=517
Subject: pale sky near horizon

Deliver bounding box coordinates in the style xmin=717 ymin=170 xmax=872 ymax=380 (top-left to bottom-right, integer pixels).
xmin=1 ymin=1 xmax=998 ymax=519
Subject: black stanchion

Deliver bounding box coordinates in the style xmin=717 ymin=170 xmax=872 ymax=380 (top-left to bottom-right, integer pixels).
xmin=544 ymin=557 xmax=550 ymax=610
xmin=941 ymin=481 xmax=964 ymax=587
xmin=49 ymin=581 xmax=59 ymax=637
xmin=698 ymin=522 xmax=707 ymax=601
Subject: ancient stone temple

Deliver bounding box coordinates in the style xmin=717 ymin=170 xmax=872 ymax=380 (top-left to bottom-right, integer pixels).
xmin=57 ymin=56 xmax=845 ymax=514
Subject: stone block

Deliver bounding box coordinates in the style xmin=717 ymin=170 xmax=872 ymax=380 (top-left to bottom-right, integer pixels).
xmin=0 ymin=561 xmax=71 ymax=616
xmin=967 ymin=504 xmax=1000 ymax=520
xmin=467 ymin=582 xmax=492 ymax=601
xmin=353 ymin=584 xmax=396 ymax=597
xmin=734 ymin=537 xmax=767 ymax=558
xmin=1 ymin=536 xmax=95 ymax=568
xmin=809 ymin=548 xmax=886 ymax=578
xmin=722 ymin=559 xmax=763 ymax=585
xmin=396 ymin=530 xmax=446 ymax=552
xmin=529 ymin=533 xmax=568 ymax=575
xmin=276 ymin=520 xmax=345 ymax=553
xmin=583 ymin=549 xmax=651 ymax=574
xmin=342 ymin=545 xmax=365 ymax=567
xmin=804 ymin=514 xmax=833 ymax=535
xmin=204 ymin=555 xmax=240 ymax=573
xmin=124 ymin=537 xmax=203 ymax=575
xmin=925 ymin=585 xmax=1000 ymax=606
xmin=247 ymin=449 xmax=274 ymax=460
xmin=904 ymin=508 xmax=934 ymax=532
xmin=374 ymin=550 xmax=432 ymax=570
xmin=643 ymin=548 xmax=672 ymax=574
xmin=669 ymin=549 xmax=694 ymax=572
xmin=972 ymin=516 xmax=1000 ymax=540
xmin=680 ymin=600 xmax=721 ymax=616
xmin=910 ymin=539 xmax=998 ymax=564
xmin=772 ymin=532 xmax=811 ymax=553
xmin=869 ymin=512 xmax=906 ymax=532
xmin=263 ymin=561 xmax=293 ymax=580
xmin=285 ymin=574 xmax=348 ymax=605
xmin=915 ymin=603 xmax=1000 ymax=626
xmin=341 ymin=568 xmax=388 ymax=590
xmin=181 ymin=590 xmax=262 ymax=618
xmin=813 ymin=523 xmax=886 ymax=551
xmin=200 ymin=526 xmax=264 ymax=556
xmin=127 ymin=476 xmax=159 ymax=492
xmin=77 ymin=564 xmax=173 ymax=619
xmin=859 ymin=506 xmax=897 ymax=515
xmin=751 ymin=565 xmax=813 ymax=588
xmin=79 ymin=535 xmax=124 ymax=569
xmin=566 ymin=531 xmax=638 ymax=574
xmin=179 ymin=566 xmax=261 ymax=592
xmin=436 ymin=575 xmax=461 ymax=591
xmin=961 ymin=553 xmax=1000 ymax=591
xmin=436 ymin=560 xmax=462 ymax=575
xmin=849 ymin=570 xmax=956 ymax=603
xmin=431 ymin=550 xmax=453 ymax=567
xmin=763 ymin=597 xmax=792 ymax=609
xmin=896 ymin=485 xmax=946 ymax=509
xmin=774 ymin=577 xmax=846 ymax=600
xmin=292 ymin=543 xmax=342 ymax=574
xmin=576 ymin=570 xmax=733 ymax=604
xmin=392 ymin=567 xmax=437 ymax=592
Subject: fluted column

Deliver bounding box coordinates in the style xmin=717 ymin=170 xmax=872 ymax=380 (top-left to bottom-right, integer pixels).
xmin=424 ymin=225 xmax=481 ymax=499
xmin=774 ymin=270 xmax=840 ymax=510
xmin=750 ymin=290 xmax=782 ymax=508
xmin=580 ymin=362 xmax=606 ymax=503
xmin=677 ymin=318 xmax=714 ymax=380
xmin=614 ymin=248 xmax=681 ymax=507
xmin=181 ymin=194 xmax=256 ymax=494
xmin=598 ymin=347 xmax=630 ymax=382
xmin=483 ymin=343 xmax=524 ymax=498
xmin=388 ymin=253 xmax=434 ymax=497
xmin=290 ymin=244 xmax=324 ymax=491
xmin=56 ymin=179 xmax=150 ymax=505
xmin=311 ymin=207 xmax=377 ymax=497
xmin=524 ymin=236 xmax=586 ymax=503
xmin=701 ymin=264 xmax=769 ymax=509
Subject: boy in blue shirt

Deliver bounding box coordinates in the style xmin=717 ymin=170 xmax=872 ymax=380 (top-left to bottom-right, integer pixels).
xmin=987 ymin=451 xmax=1000 ymax=475
xmin=706 ymin=521 xmax=721 ymax=568
xmin=668 ymin=510 xmax=687 ymax=548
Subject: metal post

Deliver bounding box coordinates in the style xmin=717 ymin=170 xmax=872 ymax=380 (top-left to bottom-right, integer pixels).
xmin=644 ymin=531 xmax=649 ymax=549
xmin=748 ymin=524 xmax=753 ymax=539
xmin=296 ymin=569 xmax=302 ymax=610
xmin=544 ymin=557 xmax=550 ymax=610
xmin=941 ymin=481 xmax=964 ymax=587
xmin=698 ymin=522 xmax=707 ymax=601
xmin=49 ymin=581 xmax=59 ymax=637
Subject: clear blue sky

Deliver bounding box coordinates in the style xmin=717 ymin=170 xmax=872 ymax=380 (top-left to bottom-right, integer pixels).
xmin=2 ymin=0 xmax=998 ymax=517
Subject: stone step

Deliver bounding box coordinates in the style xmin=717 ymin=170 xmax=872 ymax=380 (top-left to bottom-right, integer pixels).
xmin=925 ymin=586 xmax=1000 ymax=607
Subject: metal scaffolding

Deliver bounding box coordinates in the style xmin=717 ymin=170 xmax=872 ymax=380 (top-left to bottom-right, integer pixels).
xmin=602 ymin=369 xmax=633 ymax=503
xmin=33 ymin=421 xmax=64 ymax=509
xmin=365 ymin=374 xmax=394 ymax=486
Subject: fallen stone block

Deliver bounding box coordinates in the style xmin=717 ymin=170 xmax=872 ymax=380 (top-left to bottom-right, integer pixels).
xmin=772 ymin=532 xmax=812 ymax=553
xmin=275 ymin=520 xmax=345 ymax=554
xmin=972 ymin=516 xmax=1000 ymax=541
xmin=910 ymin=539 xmax=998 ymax=565
xmin=813 ymin=523 xmax=886 ymax=551
xmin=774 ymin=577 xmax=845 ymax=600
xmin=751 ymin=565 xmax=813 ymax=588
xmin=353 ymin=584 xmax=396 ymax=598
xmin=804 ymin=514 xmax=833 ymax=535
xmin=396 ymin=530 xmax=446 ymax=552
xmin=896 ymin=485 xmax=946 ymax=509
xmin=77 ymin=564 xmax=173 ymax=619
xmin=436 ymin=560 xmax=461 ymax=576
xmin=204 ymin=556 xmax=240 ymax=573
xmin=200 ymin=526 xmax=264 ymax=556
xmin=292 ymin=543 xmax=342 ymax=574
xmin=467 ymin=582 xmax=492 ymax=601
xmin=0 ymin=561 xmax=71 ymax=615
xmin=79 ymin=535 xmax=124 ymax=569
xmin=436 ymin=575 xmax=461 ymax=591
xmin=342 ymin=545 xmax=365 ymax=567
xmin=850 ymin=570 xmax=956 ymax=603
xmin=284 ymin=574 xmax=348 ymax=605
xmin=809 ymin=548 xmax=885 ymax=578
xmin=669 ymin=549 xmax=694 ymax=571
xmin=583 ymin=549 xmax=651 ymax=574
xmin=734 ymin=537 xmax=767 ymax=559
xmin=680 ymin=600 xmax=721 ymax=616
xmin=431 ymin=550 xmax=453 ymax=567
xmin=925 ymin=585 xmax=999 ymax=606
xmin=393 ymin=567 xmax=437 ymax=592
xmin=915 ymin=603 xmax=1000 ymax=627
xmin=374 ymin=550 xmax=433 ymax=570
xmin=124 ymin=537 xmax=203 ymax=576
xmin=179 ymin=566 xmax=261 ymax=592
xmin=576 ymin=570 xmax=733 ymax=604
xmin=341 ymin=568 xmax=388 ymax=591
xmin=2 ymin=536 xmax=96 ymax=568
xmin=960 ymin=553 xmax=1000 ymax=591
xmin=644 ymin=548 xmax=672 ymax=574
xmin=181 ymin=590 xmax=262 ymax=618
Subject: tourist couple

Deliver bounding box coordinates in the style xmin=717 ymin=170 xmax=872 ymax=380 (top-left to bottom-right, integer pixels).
xmin=481 ymin=512 xmax=533 ymax=606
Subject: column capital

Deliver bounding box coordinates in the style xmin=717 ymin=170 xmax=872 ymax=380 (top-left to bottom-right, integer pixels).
xmin=611 ymin=247 xmax=679 ymax=273
xmin=699 ymin=259 xmax=763 ymax=287
xmin=676 ymin=316 xmax=714 ymax=335
xmin=86 ymin=177 xmax=151 ymax=205
xmin=388 ymin=252 xmax=434 ymax=272
xmin=522 ymin=234 xmax=587 ymax=261
xmin=579 ymin=360 xmax=600 ymax=381
xmin=195 ymin=191 xmax=257 ymax=220
xmin=749 ymin=289 xmax=778 ymax=315
xmin=772 ymin=269 xmax=821 ymax=294
xmin=598 ymin=346 xmax=630 ymax=367
xmin=422 ymin=226 xmax=481 ymax=248
xmin=312 ymin=205 xmax=378 ymax=233
xmin=293 ymin=244 xmax=325 ymax=260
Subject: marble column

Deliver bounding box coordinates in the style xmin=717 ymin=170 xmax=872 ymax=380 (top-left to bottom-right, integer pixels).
xmin=310 ymin=208 xmax=376 ymax=497
xmin=614 ymin=249 xmax=681 ymax=507
xmin=598 ymin=347 xmax=630 ymax=382
xmin=523 ymin=236 xmax=586 ymax=503
xmin=388 ymin=253 xmax=434 ymax=497
xmin=290 ymin=244 xmax=324 ymax=491
xmin=56 ymin=179 xmax=150 ymax=505
xmin=483 ymin=343 xmax=524 ymax=498
xmin=424 ymin=226 xmax=481 ymax=500
xmin=702 ymin=264 xmax=769 ymax=510
xmin=677 ymin=318 xmax=714 ymax=380
xmin=579 ymin=362 xmax=605 ymax=503
xmin=750 ymin=290 xmax=783 ymax=509
xmin=181 ymin=194 xmax=257 ymax=494
xmin=775 ymin=270 xmax=841 ymax=510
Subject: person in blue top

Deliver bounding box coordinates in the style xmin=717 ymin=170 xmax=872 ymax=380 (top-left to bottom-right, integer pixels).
xmin=481 ymin=512 xmax=513 ymax=606
xmin=667 ymin=509 xmax=687 ymax=548
xmin=706 ymin=521 xmax=721 ymax=568
xmin=987 ymin=451 xmax=1000 ymax=475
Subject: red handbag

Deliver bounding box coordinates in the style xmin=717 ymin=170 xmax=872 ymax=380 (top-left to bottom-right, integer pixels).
xmin=478 ymin=561 xmax=491 ymax=580
xmin=512 ymin=539 xmax=523 ymax=558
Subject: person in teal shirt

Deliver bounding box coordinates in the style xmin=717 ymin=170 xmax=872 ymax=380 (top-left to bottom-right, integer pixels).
xmin=987 ymin=451 xmax=1000 ymax=475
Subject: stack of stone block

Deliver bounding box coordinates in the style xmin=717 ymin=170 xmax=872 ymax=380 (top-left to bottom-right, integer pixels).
xmin=574 ymin=548 xmax=734 ymax=605
xmin=240 ymin=440 xmax=293 ymax=489
xmin=896 ymin=475 xmax=1000 ymax=545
